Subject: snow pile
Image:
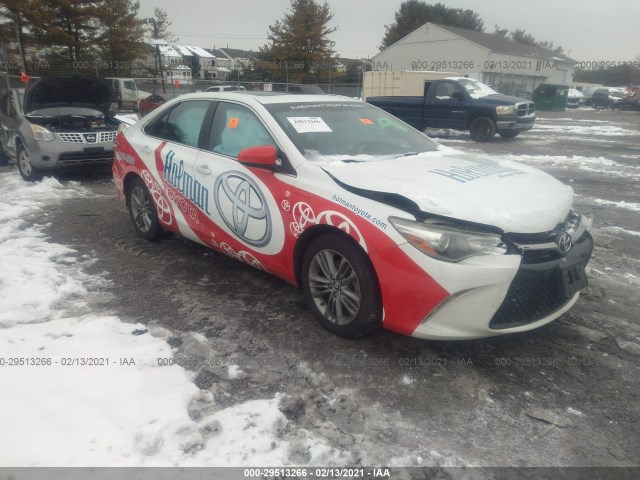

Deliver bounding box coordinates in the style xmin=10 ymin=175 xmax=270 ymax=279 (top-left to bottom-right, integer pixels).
xmin=0 ymin=171 xmax=346 ymax=467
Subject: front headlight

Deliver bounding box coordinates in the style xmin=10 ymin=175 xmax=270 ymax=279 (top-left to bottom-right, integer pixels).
xmin=389 ymin=217 xmax=507 ymax=262
xmin=496 ymin=105 xmax=516 ymax=116
xmin=29 ymin=124 xmax=55 ymax=142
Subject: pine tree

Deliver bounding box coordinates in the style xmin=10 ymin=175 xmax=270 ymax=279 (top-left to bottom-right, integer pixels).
xmin=27 ymin=0 xmax=100 ymax=67
xmin=95 ymin=0 xmax=146 ymax=75
xmin=258 ymin=0 xmax=336 ymax=82
xmin=151 ymin=7 xmax=177 ymax=43
xmin=380 ymin=1 xmax=484 ymax=50
xmin=0 ymin=0 xmax=36 ymax=72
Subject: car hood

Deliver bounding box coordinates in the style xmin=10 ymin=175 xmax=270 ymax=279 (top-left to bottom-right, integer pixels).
xmin=475 ymin=94 xmax=532 ymax=105
xmin=320 ymin=150 xmax=573 ymax=234
xmin=23 ymin=75 xmax=113 ymax=115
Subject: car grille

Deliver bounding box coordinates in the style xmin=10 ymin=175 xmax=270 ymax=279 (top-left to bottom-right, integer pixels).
xmin=516 ymin=102 xmax=535 ymax=117
xmin=58 ymin=151 xmax=114 ymax=165
xmin=57 ymin=131 xmax=117 ymax=144
xmin=490 ymin=232 xmax=593 ymax=329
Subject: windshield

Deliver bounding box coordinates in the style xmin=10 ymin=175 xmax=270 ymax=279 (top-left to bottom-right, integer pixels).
xmin=454 ymin=78 xmax=498 ymax=99
xmin=265 ymin=101 xmax=438 ymax=161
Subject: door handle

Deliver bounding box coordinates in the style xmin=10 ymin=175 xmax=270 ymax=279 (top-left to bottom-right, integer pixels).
xmin=195 ymin=165 xmax=212 ymax=175
xmin=141 ymin=145 xmax=152 ymax=154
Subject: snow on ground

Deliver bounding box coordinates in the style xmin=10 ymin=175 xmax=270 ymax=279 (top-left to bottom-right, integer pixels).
xmin=577 ymin=196 xmax=640 ymax=213
xmin=535 ymin=118 xmax=610 ymax=124
xmin=600 ymin=226 xmax=640 ymax=237
xmin=495 ymin=154 xmax=640 ymax=179
xmin=0 ymin=171 xmax=346 ymax=467
xmin=531 ymin=123 xmax=634 ymax=136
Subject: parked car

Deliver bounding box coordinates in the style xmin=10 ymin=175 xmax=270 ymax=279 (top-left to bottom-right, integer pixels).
xmin=621 ymin=89 xmax=640 ymax=110
xmin=367 ymin=77 xmax=535 ymax=142
xmin=579 ymin=89 xmax=594 ymax=106
xmin=0 ymin=75 xmax=120 ymax=181
xmin=112 ymin=92 xmax=592 ymax=340
xmin=566 ymin=89 xmax=584 ymax=108
xmin=138 ymin=94 xmax=165 ymax=116
xmin=205 ymin=85 xmax=247 ymax=93
xmin=591 ymin=87 xmax=625 ymax=109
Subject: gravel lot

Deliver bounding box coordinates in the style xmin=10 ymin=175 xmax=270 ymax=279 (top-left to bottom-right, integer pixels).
xmin=3 ymin=108 xmax=639 ymax=468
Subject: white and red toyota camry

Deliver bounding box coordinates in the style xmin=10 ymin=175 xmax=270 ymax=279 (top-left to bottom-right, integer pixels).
xmin=112 ymin=92 xmax=593 ymax=340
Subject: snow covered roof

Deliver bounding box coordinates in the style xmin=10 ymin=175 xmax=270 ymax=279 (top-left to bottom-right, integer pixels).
xmin=186 ymin=46 xmax=214 ymax=58
xmin=159 ymin=45 xmax=182 ymax=57
xmin=173 ymin=45 xmax=194 ymax=56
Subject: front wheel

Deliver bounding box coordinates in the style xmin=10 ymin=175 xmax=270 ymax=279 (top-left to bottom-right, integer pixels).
xmin=16 ymin=145 xmax=43 ymax=181
xmin=301 ymin=234 xmax=382 ymax=338
xmin=499 ymin=131 xmax=520 ymax=139
xmin=127 ymin=177 xmax=162 ymax=241
xmin=469 ymin=117 xmax=496 ymax=142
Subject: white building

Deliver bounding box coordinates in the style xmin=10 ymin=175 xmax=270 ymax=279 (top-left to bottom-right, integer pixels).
xmin=371 ymin=23 xmax=579 ymax=97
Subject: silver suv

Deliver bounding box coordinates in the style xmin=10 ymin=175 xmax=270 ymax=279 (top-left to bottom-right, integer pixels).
xmin=0 ymin=75 xmax=120 ymax=181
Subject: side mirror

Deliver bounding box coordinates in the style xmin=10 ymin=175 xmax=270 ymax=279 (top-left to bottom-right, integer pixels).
xmin=451 ymin=91 xmax=464 ymax=100
xmin=237 ymin=145 xmax=280 ymax=169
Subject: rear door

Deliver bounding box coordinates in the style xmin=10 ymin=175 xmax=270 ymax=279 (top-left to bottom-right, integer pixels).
xmin=135 ymin=99 xmax=212 ymax=239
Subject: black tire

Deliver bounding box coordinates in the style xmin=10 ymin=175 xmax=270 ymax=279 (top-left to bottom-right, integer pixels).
xmin=499 ymin=131 xmax=520 ymax=139
xmin=469 ymin=117 xmax=496 ymax=142
xmin=127 ymin=177 xmax=162 ymax=241
xmin=301 ymin=233 xmax=382 ymax=338
xmin=16 ymin=144 xmax=43 ymax=181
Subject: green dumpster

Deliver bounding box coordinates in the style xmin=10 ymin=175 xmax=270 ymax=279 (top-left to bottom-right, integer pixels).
xmin=532 ymin=84 xmax=569 ymax=111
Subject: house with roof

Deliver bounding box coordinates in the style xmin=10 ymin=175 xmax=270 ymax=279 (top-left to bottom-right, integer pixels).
xmin=370 ymin=23 xmax=578 ymax=96
xmin=202 ymin=49 xmax=232 ymax=79
xmin=219 ymin=48 xmax=258 ymax=73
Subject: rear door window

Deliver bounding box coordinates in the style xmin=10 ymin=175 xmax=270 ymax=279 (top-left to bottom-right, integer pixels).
xmin=144 ymin=100 xmax=210 ymax=148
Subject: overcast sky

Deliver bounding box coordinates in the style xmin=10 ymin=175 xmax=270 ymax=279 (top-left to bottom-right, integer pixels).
xmin=139 ymin=0 xmax=639 ymax=62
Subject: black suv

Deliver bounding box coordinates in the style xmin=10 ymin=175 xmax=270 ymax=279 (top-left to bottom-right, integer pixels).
xmin=591 ymin=88 xmax=625 ymax=109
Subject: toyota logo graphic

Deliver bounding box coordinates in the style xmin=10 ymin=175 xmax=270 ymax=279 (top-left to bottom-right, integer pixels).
xmin=557 ymin=233 xmax=573 ymax=254
xmin=214 ymin=171 xmax=272 ymax=247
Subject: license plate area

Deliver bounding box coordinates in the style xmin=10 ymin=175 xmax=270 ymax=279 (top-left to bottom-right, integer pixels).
xmin=559 ymin=261 xmax=588 ymax=298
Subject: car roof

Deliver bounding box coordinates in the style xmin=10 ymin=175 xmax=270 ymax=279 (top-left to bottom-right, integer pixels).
xmin=172 ymin=92 xmax=357 ymax=106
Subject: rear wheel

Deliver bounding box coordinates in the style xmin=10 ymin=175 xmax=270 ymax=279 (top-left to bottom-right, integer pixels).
xmin=469 ymin=117 xmax=496 ymax=142
xmin=127 ymin=177 xmax=162 ymax=240
xmin=301 ymin=234 xmax=382 ymax=338
xmin=499 ymin=131 xmax=520 ymax=139
xmin=16 ymin=145 xmax=43 ymax=181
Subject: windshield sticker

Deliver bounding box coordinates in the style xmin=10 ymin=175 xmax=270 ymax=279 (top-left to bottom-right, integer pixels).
xmin=287 ymin=116 xmax=332 ymax=133
xmin=429 ymin=163 xmax=525 ymax=183
xmin=359 ymin=118 xmax=374 ymax=125
xmin=228 ymin=117 xmax=239 ymax=129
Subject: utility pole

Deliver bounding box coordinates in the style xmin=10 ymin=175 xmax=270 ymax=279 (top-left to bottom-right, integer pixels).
xmin=1 ymin=45 xmax=11 ymax=90
xmin=148 ymin=18 xmax=166 ymax=94
xmin=15 ymin=23 xmax=26 ymax=75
